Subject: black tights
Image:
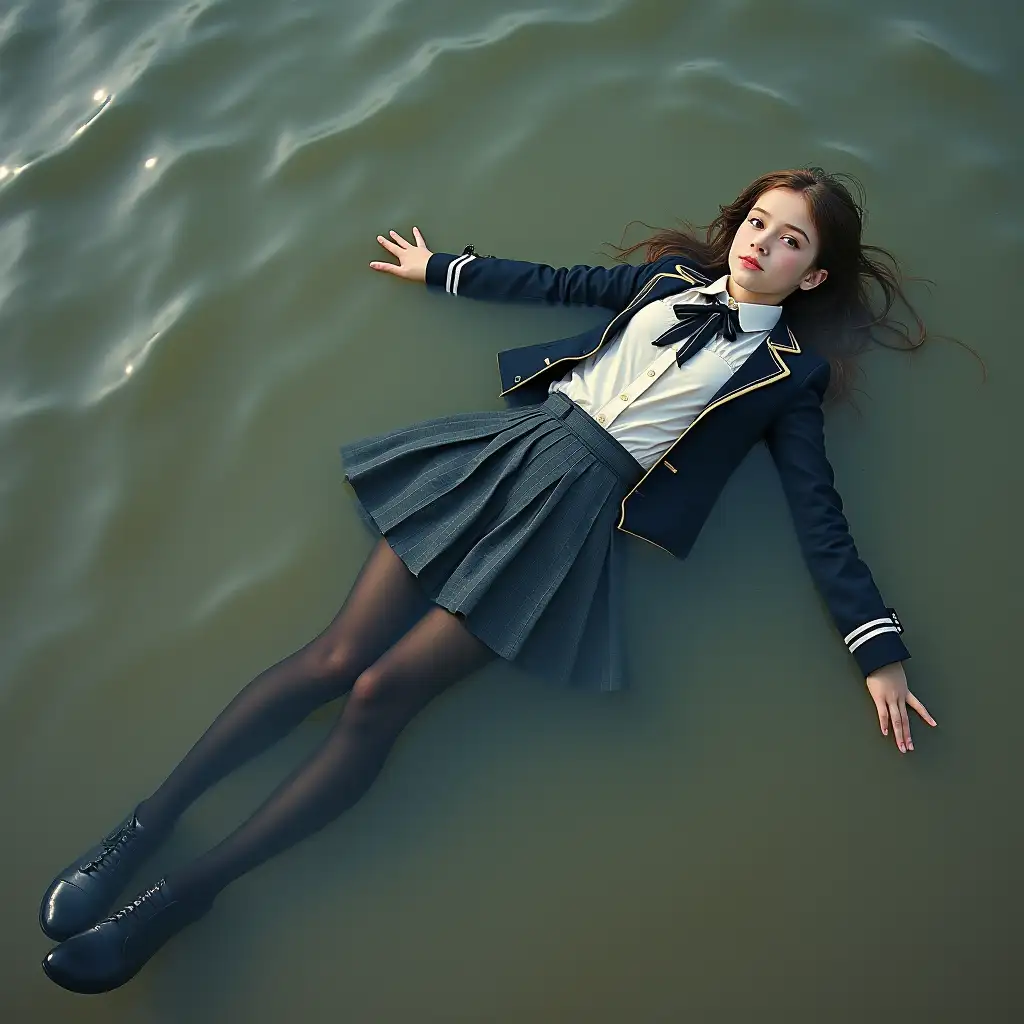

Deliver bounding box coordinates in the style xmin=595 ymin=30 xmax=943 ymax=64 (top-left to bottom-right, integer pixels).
xmin=134 ymin=539 xmax=495 ymax=903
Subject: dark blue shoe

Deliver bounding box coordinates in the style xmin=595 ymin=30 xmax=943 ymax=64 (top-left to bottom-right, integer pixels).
xmin=39 ymin=810 xmax=163 ymax=941
xmin=41 ymin=878 xmax=212 ymax=994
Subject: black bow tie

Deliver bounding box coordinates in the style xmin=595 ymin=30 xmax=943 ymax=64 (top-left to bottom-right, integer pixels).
xmin=651 ymin=301 xmax=742 ymax=368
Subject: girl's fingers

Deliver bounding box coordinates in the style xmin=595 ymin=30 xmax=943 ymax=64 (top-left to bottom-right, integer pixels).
xmin=369 ymin=260 xmax=400 ymax=275
xmin=899 ymin=701 xmax=913 ymax=751
xmin=874 ymin=700 xmax=890 ymax=737
xmin=907 ymin=691 xmax=937 ymax=727
xmin=888 ymin=701 xmax=906 ymax=752
xmin=376 ymin=235 xmax=401 ymax=255
xmin=412 ymin=226 xmax=425 ymax=245
xmin=389 ymin=229 xmax=411 ymax=247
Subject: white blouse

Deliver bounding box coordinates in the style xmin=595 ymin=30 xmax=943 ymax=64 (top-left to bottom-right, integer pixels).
xmin=548 ymin=276 xmax=783 ymax=470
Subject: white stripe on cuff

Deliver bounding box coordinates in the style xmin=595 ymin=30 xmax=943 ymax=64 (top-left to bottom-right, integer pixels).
xmin=445 ymin=253 xmax=475 ymax=294
xmin=451 ymin=253 xmax=475 ymax=294
xmin=844 ymin=617 xmax=894 ymax=646
xmin=848 ymin=625 xmax=900 ymax=654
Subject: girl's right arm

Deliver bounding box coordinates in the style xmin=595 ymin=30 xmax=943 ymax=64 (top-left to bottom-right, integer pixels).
xmin=370 ymin=227 xmax=666 ymax=313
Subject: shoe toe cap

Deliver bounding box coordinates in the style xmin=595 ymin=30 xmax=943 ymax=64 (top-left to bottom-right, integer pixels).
xmin=39 ymin=879 xmax=94 ymax=942
xmin=42 ymin=928 xmax=120 ymax=994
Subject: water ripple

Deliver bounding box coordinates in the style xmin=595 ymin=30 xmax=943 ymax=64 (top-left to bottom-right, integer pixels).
xmin=885 ymin=17 xmax=998 ymax=76
xmin=0 ymin=4 xmax=24 ymax=48
xmin=0 ymin=0 xmax=223 ymax=191
xmin=84 ymin=289 xmax=194 ymax=406
xmin=267 ymin=1 xmax=626 ymax=180
xmin=666 ymin=57 xmax=798 ymax=109
xmin=0 ymin=208 xmax=30 ymax=315
xmin=188 ymin=528 xmax=305 ymax=626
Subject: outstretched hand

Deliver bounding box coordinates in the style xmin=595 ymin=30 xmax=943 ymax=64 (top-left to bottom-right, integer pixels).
xmin=369 ymin=227 xmax=434 ymax=282
xmin=866 ymin=661 xmax=936 ymax=754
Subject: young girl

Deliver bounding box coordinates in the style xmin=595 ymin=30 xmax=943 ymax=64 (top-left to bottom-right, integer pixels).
xmin=40 ymin=167 xmax=938 ymax=993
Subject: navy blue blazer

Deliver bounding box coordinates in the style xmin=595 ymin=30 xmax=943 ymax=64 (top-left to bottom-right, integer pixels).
xmin=425 ymin=247 xmax=910 ymax=677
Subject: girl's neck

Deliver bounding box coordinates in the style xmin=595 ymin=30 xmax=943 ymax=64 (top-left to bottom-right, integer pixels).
xmin=725 ymin=275 xmax=789 ymax=307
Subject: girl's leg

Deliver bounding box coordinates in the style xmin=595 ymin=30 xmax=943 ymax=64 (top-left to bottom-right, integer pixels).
xmin=136 ymin=538 xmax=431 ymax=834
xmin=165 ymin=605 xmax=494 ymax=902
xmin=39 ymin=605 xmax=495 ymax=994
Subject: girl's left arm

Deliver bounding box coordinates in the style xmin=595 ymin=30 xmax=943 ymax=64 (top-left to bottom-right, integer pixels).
xmin=765 ymin=366 xmax=937 ymax=753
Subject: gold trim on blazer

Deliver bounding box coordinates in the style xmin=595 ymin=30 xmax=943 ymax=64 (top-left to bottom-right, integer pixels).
xmin=496 ymin=265 xmax=703 ymax=399
xmin=615 ymin=322 xmax=803 ymax=553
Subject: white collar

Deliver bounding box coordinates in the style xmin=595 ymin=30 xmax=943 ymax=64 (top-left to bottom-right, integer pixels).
xmin=694 ymin=275 xmax=782 ymax=334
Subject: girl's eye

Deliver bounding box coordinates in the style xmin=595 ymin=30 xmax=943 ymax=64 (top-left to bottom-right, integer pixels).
xmin=749 ymin=216 xmax=800 ymax=248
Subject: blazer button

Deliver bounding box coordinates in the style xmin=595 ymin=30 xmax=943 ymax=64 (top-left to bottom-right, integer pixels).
xmin=514 ymin=375 xmax=522 ymax=382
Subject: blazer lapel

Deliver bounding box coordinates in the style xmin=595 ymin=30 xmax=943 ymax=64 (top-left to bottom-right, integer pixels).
xmin=704 ymin=316 xmax=801 ymax=409
xmin=597 ymin=262 xmax=712 ymax=342
xmin=639 ymin=263 xmax=712 ymax=305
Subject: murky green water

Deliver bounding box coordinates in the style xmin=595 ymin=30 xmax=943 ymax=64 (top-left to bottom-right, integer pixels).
xmin=1 ymin=1 xmax=1021 ymax=1020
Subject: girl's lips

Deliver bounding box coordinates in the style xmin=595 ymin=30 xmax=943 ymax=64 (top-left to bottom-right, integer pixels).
xmin=739 ymin=256 xmax=762 ymax=271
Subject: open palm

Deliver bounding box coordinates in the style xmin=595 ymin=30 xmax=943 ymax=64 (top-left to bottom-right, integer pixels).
xmin=369 ymin=227 xmax=433 ymax=282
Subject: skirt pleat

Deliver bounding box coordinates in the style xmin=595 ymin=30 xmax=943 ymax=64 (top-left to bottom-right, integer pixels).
xmin=338 ymin=392 xmax=644 ymax=691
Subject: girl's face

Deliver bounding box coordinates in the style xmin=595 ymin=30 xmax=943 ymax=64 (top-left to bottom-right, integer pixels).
xmin=727 ymin=187 xmax=828 ymax=305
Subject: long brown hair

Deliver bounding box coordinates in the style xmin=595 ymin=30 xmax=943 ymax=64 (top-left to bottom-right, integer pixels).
xmin=606 ymin=167 xmax=979 ymax=404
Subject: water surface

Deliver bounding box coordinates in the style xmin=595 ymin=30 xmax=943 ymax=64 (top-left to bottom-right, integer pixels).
xmin=1 ymin=1 xmax=1020 ymax=1020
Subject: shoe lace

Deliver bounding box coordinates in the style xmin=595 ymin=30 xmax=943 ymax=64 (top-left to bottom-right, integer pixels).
xmin=108 ymin=883 xmax=164 ymax=923
xmin=80 ymin=818 xmax=139 ymax=873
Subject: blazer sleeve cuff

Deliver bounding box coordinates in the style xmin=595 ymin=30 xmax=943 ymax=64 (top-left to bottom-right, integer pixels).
xmin=846 ymin=609 xmax=911 ymax=676
xmin=425 ymin=251 xmax=476 ymax=294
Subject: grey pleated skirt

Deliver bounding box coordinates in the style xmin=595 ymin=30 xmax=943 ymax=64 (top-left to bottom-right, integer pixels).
xmin=338 ymin=390 xmax=645 ymax=691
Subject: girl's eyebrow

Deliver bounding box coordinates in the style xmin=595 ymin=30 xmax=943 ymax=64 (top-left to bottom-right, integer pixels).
xmin=750 ymin=206 xmax=810 ymax=243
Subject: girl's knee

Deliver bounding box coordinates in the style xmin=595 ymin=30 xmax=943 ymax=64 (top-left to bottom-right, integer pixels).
xmin=344 ymin=667 xmax=416 ymax=734
xmin=347 ymin=666 xmax=391 ymax=711
xmin=301 ymin=640 xmax=361 ymax=691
